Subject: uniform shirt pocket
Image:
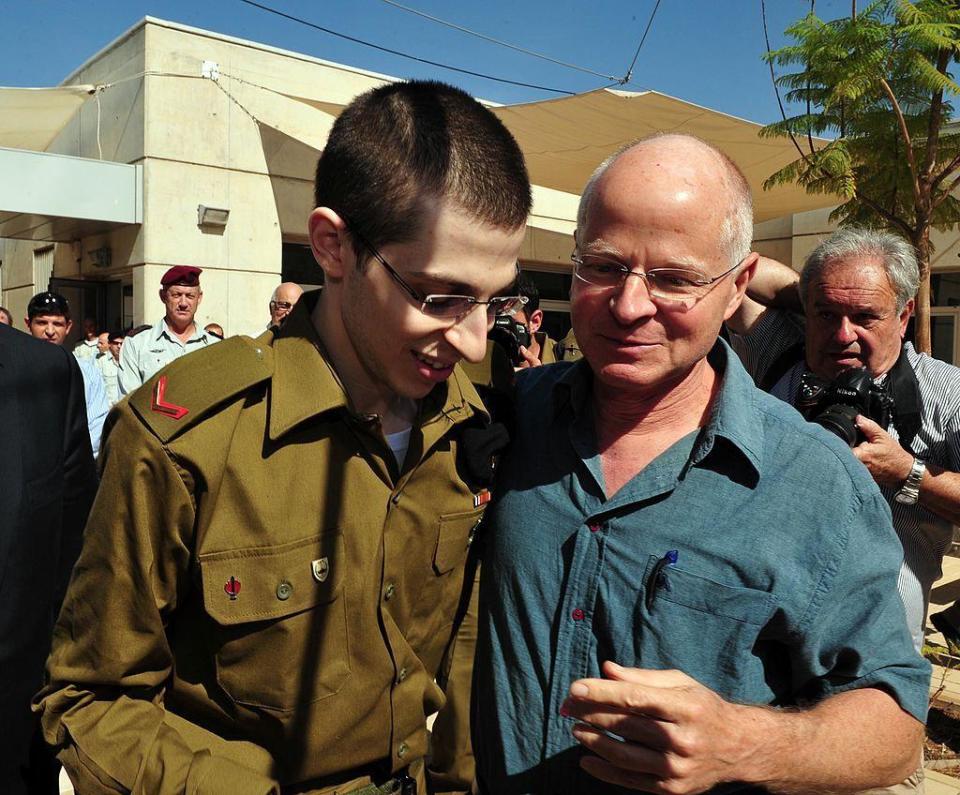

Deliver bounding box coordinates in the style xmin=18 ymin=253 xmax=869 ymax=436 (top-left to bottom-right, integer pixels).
xmin=434 ymin=507 xmax=484 ymax=575
xmin=198 ymin=533 xmax=350 ymax=712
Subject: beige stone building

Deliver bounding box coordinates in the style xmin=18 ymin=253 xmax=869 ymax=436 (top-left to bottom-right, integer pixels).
xmin=4 ymin=16 xmax=956 ymax=357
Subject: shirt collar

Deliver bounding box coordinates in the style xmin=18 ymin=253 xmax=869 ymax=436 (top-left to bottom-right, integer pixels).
xmin=693 ymin=339 xmax=763 ymax=480
xmin=157 ymin=318 xmax=207 ymax=343
xmin=552 ymin=338 xmax=763 ymax=482
xmin=267 ymin=292 xmax=487 ymax=441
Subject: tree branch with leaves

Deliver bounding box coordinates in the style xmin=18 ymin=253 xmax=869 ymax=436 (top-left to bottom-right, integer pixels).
xmin=761 ymin=0 xmax=960 ymax=353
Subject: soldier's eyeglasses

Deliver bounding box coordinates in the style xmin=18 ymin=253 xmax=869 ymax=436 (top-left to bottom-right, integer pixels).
xmin=348 ymin=225 xmax=527 ymax=321
xmin=571 ymin=252 xmax=745 ymax=311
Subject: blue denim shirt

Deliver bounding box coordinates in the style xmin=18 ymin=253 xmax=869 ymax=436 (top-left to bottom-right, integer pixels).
xmin=474 ymin=340 xmax=930 ymax=795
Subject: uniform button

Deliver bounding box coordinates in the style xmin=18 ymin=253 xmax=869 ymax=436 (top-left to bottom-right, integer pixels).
xmin=276 ymin=581 xmax=293 ymax=600
xmin=384 ymin=583 xmax=396 ymax=600
xmin=397 ymin=742 xmax=409 ymax=759
xmin=571 ymin=608 xmax=585 ymax=621
xmin=397 ymin=667 xmax=408 ymax=683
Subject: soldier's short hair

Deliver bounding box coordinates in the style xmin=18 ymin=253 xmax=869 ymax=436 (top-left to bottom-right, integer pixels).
xmin=517 ymin=272 xmax=540 ymax=315
xmin=314 ymin=80 xmax=531 ymax=257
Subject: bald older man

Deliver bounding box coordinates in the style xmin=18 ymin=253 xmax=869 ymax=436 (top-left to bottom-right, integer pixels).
xmin=473 ymin=134 xmax=928 ymax=794
xmin=268 ymin=282 xmax=304 ymax=329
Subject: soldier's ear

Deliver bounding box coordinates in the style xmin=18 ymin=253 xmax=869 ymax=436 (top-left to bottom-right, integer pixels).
xmin=309 ymin=207 xmax=351 ymax=280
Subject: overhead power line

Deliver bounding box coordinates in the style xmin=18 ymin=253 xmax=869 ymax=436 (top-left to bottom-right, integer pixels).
xmin=623 ymin=0 xmax=662 ymax=84
xmin=376 ymin=0 xmax=621 ymax=82
xmin=237 ymin=0 xmax=577 ymax=95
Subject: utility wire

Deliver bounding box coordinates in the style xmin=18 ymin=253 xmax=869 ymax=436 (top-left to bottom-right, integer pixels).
xmin=237 ymin=0 xmax=577 ymax=95
xmin=622 ymin=0 xmax=662 ymax=84
xmin=376 ymin=0 xmax=620 ymax=82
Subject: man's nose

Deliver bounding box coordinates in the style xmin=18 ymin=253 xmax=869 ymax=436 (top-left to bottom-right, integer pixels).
xmin=834 ymin=316 xmax=858 ymax=345
xmin=444 ymin=304 xmax=490 ymax=365
xmin=608 ymin=273 xmax=658 ymax=324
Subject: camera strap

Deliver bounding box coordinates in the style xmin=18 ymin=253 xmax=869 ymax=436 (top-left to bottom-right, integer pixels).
xmin=759 ymin=342 xmax=805 ymax=393
xmin=886 ymin=345 xmax=922 ymax=456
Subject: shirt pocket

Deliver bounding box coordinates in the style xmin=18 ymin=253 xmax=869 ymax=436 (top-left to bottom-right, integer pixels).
xmin=198 ymin=533 xmax=350 ymax=713
xmin=636 ymin=556 xmax=777 ymax=702
xmin=419 ymin=507 xmax=484 ymax=631
xmin=434 ymin=507 xmax=484 ymax=575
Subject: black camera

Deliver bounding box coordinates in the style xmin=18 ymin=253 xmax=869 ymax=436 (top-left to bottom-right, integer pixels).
xmin=488 ymin=314 xmax=531 ymax=367
xmin=796 ymin=367 xmax=894 ymax=446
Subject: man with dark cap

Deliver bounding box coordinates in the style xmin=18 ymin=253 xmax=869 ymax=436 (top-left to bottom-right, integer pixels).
xmin=25 ymin=291 xmax=109 ymax=457
xmin=37 ymin=79 xmax=531 ymax=795
xmin=118 ymin=265 xmax=217 ymax=395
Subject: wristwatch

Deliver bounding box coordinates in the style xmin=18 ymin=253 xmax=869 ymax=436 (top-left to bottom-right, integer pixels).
xmin=894 ymin=458 xmax=926 ymax=505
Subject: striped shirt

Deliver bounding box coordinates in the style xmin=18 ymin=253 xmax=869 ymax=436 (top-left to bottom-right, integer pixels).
xmin=731 ymin=309 xmax=960 ymax=651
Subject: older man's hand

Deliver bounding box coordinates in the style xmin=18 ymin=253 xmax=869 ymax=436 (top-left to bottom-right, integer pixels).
xmin=561 ymin=662 xmax=761 ymax=794
xmin=853 ymin=415 xmax=915 ymax=488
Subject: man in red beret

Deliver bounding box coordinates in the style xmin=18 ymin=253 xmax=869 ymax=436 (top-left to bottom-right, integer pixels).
xmin=118 ymin=265 xmax=218 ymax=395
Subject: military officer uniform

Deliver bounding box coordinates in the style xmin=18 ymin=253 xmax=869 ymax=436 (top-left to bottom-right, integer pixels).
xmin=118 ymin=318 xmax=217 ymax=396
xmin=37 ymin=294 xmax=496 ymax=795
xmin=73 ymin=338 xmax=99 ymax=362
xmin=97 ymin=351 xmax=121 ymax=406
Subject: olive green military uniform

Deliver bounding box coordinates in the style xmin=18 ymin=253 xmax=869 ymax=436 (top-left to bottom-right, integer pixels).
xmin=37 ymin=297 xmax=489 ymax=794
xmin=554 ymin=327 xmax=582 ymax=362
xmin=530 ymin=331 xmax=557 ymax=365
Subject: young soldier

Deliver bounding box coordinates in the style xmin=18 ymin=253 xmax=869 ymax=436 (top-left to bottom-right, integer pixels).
xmin=37 ymin=80 xmax=531 ymax=795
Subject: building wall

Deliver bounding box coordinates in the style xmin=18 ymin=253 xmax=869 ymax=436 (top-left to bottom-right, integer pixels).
xmin=2 ymin=18 xmax=388 ymax=338
xmin=753 ymin=205 xmax=960 ymax=274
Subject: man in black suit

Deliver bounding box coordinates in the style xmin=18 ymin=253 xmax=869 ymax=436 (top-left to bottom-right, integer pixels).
xmin=0 ymin=323 xmax=98 ymax=794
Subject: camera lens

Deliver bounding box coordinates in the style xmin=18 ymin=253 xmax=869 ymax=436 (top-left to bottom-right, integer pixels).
xmin=814 ymin=403 xmax=860 ymax=447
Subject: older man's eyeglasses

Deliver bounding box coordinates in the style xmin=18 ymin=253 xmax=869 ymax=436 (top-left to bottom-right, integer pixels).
xmin=270 ymin=301 xmax=294 ymax=312
xmin=571 ymin=252 xmax=744 ymax=309
xmin=350 ymin=225 xmax=527 ymax=320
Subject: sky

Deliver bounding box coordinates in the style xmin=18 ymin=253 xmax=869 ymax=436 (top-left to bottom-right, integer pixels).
xmin=0 ymin=0 xmax=855 ymax=124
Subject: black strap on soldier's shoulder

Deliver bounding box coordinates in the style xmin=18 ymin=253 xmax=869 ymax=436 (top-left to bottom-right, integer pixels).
xmin=887 ymin=345 xmax=922 ymax=456
xmin=759 ymin=341 xmax=805 ymax=393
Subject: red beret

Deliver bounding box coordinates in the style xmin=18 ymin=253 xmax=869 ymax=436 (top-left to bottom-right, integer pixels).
xmin=161 ymin=265 xmax=202 ymax=288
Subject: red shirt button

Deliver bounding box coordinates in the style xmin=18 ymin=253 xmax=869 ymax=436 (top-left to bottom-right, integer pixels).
xmin=572 ymin=608 xmax=585 ymax=621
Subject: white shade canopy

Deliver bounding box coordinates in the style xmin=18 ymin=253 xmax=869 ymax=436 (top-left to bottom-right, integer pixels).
xmin=490 ymin=88 xmax=835 ymax=224
xmin=0 ymin=85 xmax=95 ymax=151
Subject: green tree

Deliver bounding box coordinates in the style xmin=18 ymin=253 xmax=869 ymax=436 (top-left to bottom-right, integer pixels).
xmin=762 ymin=0 xmax=960 ymax=353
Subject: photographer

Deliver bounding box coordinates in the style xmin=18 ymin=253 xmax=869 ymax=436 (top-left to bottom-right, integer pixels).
xmin=728 ymin=228 xmax=960 ymax=654
xmin=510 ymin=273 xmax=558 ymax=368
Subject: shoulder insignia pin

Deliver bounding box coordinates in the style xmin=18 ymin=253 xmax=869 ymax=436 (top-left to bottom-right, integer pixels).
xmin=311 ymin=558 xmax=329 ymax=583
xmin=151 ymin=375 xmax=189 ymax=420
